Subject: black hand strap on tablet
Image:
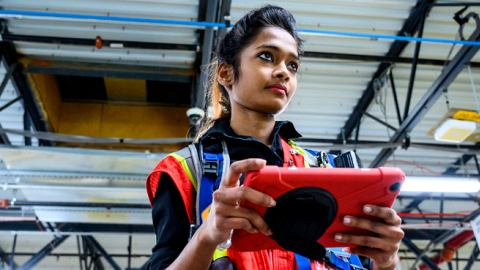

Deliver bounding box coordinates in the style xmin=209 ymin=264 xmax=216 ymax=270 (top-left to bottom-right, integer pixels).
xmin=263 ymin=187 xmax=337 ymax=260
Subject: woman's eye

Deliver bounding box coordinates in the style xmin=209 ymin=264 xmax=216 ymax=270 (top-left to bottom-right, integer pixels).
xmin=259 ymin=52 xmax=273 ymax=61
xmin=288 ymin=63 xmax=299 ymax=72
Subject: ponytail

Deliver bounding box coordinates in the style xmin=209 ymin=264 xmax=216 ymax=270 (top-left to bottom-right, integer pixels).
xmin=193 ymin=60 xmax=231 ymax=143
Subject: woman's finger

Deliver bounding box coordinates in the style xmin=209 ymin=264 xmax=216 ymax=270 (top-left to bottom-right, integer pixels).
xmin=215 ymin=203 xmax=272 ymax=235
xmin=363 ymin=205 xmax=402 ymax=226
xmin=342 ymin=216 xmax=404 ymax=240
xmin=334 ymin=234 xmax=383 ymax=250
xmin=213 ymin=185 xmax=275 ymax=208
xmin=215 ymin=216 xmax=258 ymax=234
xmin=220 ymin=159 xmax=266 ymax=188
xmin=335 ymin=233 xmax=400 ymax=255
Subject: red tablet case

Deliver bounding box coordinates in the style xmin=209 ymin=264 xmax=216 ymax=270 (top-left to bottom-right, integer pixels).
xmin=231 ymin=166 xmax=405 ymax=252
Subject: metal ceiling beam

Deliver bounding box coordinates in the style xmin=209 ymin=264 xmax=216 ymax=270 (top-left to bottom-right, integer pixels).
xmin=402 ymin=237 xmax=441 ymax=270
xmin=23 ymin=60 xmax=193 ymax=83
xmin=464 ymin=244 xmax=479 ymax=270
xmin=1 ymin=40 xmax=52 ymax=146
xmin=397 ymin=195 xmax=477 ymax=201
xmin=0 ymin=252 xmax=151 ymax=258
xmin=400 ymin=193 xmax=429 ymax=213
xmin=84 ymin=236 xmax=121 ymax=270
xmin=82 ymin=236 xmax=105 ymax=270
xmin=17 ymin=235 xmax=70 ymax=270
xmin=0 ymin=221 xmax=153 ymax=234
xmin=215 ymin=0 xmax=232 ymax=51
xmin=195 ymin=0 xmax=219 ymax=109
xmin=0 ymin=53 xmax=15 ymax=145
xmin=369 ymin=17 xmax=480 ymax=167
xmin=0 ymin=245 xmax=18 ymax=269
xmin=442 ymin=142 xmax=480 ymax=175
xmin=333 ymin=0 xmax=435 ymax=148
xmin=302 ymin=51 xmax=480 ymax=68
xmin=2 ymin=34 xmax=197 ymax=51
xmin=3 ymin=200 xmax=150 ymax=209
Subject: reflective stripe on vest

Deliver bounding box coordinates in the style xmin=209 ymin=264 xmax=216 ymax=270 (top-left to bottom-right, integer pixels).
xmin=287 ymin=140 xmax=310 ymax=168
xmin=168 ymin=153 xmax=197 ymax=192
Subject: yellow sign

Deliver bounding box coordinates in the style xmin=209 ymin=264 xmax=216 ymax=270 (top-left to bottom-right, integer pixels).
xmin=452 ymin=110 xmax=480 ymax=122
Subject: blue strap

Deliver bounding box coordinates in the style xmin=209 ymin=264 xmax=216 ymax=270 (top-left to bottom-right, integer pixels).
xmin=294 ymin=253 xmax=311 ymax=270
xmin=304 ymin=149 xmax=318 ymax=156
xmin=349 ymin=255 xmax=363 ymax=268
xmin=329 ymin=254 xmax=350 ymax=270
xmin=327 ymin=154 xmax=336 ymax=168
xmin=198 ymin=153 xmax=223 ymax=225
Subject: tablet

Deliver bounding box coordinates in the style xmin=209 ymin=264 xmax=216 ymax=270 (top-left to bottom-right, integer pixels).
xmin=231 ymin=166 xmax=405 ymax=255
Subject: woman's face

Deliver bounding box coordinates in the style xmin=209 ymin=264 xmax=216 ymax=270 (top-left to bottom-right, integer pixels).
xmin=223 ymin=27 xmax=300 ymax=116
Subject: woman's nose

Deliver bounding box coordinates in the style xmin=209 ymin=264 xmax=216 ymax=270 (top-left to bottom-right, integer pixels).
xmin=273 ymin=63 xmax=290 ymax=82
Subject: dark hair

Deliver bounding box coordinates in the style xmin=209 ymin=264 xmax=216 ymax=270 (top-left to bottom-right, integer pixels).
xmin=194 ymin=5 xmax=304 ymax=142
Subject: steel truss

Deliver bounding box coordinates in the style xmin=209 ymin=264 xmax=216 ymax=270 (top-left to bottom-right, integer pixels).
xmin=369 ymin=11 xmax=480 ymax=167
xmin=332 ymin=0 xmax=435 ymax=151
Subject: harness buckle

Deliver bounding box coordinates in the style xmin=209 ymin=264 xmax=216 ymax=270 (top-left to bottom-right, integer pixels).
xmin=203 ymin=159 xmax=219 ymax=177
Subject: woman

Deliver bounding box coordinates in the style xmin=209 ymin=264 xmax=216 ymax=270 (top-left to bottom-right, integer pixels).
xmin=146 ymin=5 xmax=404 ymax=270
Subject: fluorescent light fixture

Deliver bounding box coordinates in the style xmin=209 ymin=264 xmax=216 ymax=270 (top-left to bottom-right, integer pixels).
xmin=402 ymin=176 xmax=480 ymax=193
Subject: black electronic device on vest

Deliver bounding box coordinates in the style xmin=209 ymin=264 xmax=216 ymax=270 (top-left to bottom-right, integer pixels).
xmin=333 ymin=151 xmax=363 ymax=168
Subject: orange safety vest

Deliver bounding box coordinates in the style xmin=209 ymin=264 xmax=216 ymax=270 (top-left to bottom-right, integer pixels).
xmin=146 ymin=138 xmax=315 ymax=270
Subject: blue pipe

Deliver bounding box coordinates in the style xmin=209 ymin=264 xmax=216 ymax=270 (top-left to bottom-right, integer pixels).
xmin=2 ymin=10 xmax=480 ymax=47
xmin=0 ymin=10 xmax=225 ymax=28
xmin=297 ymin=29 xmax=480 ymax=47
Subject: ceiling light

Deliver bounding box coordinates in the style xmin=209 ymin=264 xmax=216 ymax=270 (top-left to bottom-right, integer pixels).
xmin=401 ymin=176 xmax=480 ymax=193
xmin=434 ymin=118 xmax=477 ymax=143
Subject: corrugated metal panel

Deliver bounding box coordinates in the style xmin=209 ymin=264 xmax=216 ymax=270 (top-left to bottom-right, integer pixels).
xmin=15 ymin=42 xmax=196 ymax=68
xmin=232 ymin=0 xmax=416 ymax=55
xmin=2 ymin=0 xmax=199 ymax=67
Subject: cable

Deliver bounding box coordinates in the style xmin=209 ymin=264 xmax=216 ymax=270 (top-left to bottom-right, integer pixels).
xmin=467 ymin=64 xmax=480 ymax=114
xmin=442 ymin=31 xmax=460 ymax=111
xmin=383 ymin=159 xmax=441 ymax=176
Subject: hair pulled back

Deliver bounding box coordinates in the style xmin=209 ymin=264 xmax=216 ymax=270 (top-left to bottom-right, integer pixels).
xmin=194 ymin=5 xmax=304 ymax=142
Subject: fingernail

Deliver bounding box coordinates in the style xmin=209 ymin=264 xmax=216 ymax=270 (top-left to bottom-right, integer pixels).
xmin=270 ymin=198 xmax=276 ymax=207
xmin=335 ymin=234 xmax=342 ymax=241
xmin=343 ymin=247 xmax=351 ymax=253
xmin=343 ymin=217 xmax=351 ymax=224
xmin=267 ymin=228 xmax=273 ymax=235
xmin=253 ymin=229 xmax=258 ymax=234
xmin=256 ymin=159 xmax=266 ymax=165
xmin=364 ymin=206 xmax=372 ymax=213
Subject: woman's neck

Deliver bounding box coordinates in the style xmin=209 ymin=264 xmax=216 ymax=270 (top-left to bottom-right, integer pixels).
xmin=229 ymin=107 xmax=276 ymax=146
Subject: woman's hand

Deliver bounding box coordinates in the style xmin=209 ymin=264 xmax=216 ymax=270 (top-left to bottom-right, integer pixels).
xmin=334 ymin=205 xmax=404 ymax=270
xmin=198 ymin=158 xmax=275 ymax=247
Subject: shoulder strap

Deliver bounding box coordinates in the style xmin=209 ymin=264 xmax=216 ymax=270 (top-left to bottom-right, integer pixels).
xmin=187 ymin=144 xmax=202 ymax=188
xmin=295 ymin=253 xmax=312 ymax=270
xmin=185 ymin=139 xmax=230 ymax=226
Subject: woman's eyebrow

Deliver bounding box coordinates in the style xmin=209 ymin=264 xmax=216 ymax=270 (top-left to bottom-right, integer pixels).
xmin=255 ymin=44 xmax=299 ymax=60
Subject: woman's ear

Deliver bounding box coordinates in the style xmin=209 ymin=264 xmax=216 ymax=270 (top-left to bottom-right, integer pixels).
xmin=217 ymin=62 xmax=233 ymax=91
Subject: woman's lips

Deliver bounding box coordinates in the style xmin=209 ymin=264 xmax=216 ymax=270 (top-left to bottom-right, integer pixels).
xmin=266 ymin=84 xmax=287 ymax=95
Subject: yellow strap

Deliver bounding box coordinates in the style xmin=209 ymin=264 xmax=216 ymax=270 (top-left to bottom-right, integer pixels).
xmin=287 ymin=140 xmax=311 ymax=168
xmin=213 ymin=248 xmax=229 ymax=261
xmin=168 ymin=153 xmax=197 ymax=191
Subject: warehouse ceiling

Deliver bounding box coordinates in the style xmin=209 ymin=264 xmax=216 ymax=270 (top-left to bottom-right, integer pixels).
xmin=1 ymin=0 xmax=480 ymax=269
